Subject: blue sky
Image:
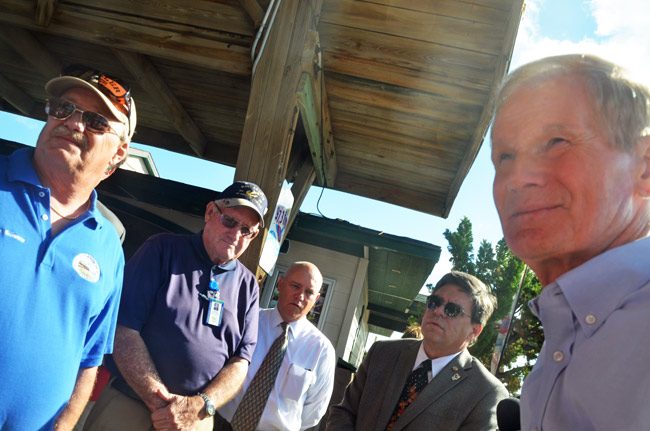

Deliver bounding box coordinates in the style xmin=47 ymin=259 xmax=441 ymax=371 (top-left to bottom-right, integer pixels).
xmin=2 ymin=0 xmax=649 ymax=291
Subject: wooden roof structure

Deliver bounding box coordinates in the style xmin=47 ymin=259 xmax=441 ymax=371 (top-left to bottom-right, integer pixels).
xmin=0 ymin=0 xmax=523 ymax=271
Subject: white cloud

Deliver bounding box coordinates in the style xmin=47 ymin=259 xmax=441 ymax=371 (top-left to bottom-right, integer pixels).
xmin=512 ymin=0 xmax=650 ymax=86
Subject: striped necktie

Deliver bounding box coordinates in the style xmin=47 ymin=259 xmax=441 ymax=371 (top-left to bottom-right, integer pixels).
xmin=386 ymin=360 xmax=431 ymax=431
xmin=231 ymin=322 xmax=288 ymax=431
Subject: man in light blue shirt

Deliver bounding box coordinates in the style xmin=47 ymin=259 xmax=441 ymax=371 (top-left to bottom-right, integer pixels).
xmin=217 ymin=261 xmax=336 ymax=430
xmin=491 ymin=54 xmax=650 ymax=430
xmin=0 ymin=66 xmax=136 ymax=430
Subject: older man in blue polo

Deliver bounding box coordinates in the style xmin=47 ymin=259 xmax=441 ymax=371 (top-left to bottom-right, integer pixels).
xmin=85 ymin=181 xmax=268 ymax=431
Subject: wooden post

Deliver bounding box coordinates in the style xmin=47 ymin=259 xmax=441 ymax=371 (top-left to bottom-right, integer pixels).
xmin=235 ymin=0 xmax=324 ymax=275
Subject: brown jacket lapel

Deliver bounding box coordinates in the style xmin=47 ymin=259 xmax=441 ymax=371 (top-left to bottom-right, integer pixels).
xmin=375 ymin=340 xmax=422 ymax=430
xmin=392 ymin=350 xmax=473 ymax=430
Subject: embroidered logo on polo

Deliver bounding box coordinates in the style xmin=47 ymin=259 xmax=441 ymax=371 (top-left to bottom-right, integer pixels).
xmin=72 ymin=253 xmax=100 ymax=283
xmin=1 ymin=228 xmax=26 ymax=243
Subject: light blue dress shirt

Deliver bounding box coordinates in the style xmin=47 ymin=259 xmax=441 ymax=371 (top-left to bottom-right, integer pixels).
xmin=521 ymin=237 xmax=650 ymax=431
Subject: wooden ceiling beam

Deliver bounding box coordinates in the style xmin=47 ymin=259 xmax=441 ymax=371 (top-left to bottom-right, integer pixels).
xmin=235 ymin=0 xmax=324 ymax=275
xmin=35 ymin=0 xmax=56 ymax=27
xmin=0 ymin=0 xmax=252 ymax=75
xmin=297 ymin=72 xmax=337 ymax=187
xmin=0 ymin=26 xmax=61 ymax=77
xmin=238 ymin=0 xmax=264 ymax=28
xmin=0 ymin=72 xmax=37 ymax=115
xmin=0 ymin=26 xmax=59 ymax=115
xmin=288 ymin=157 xmax=316 ymax=229
xmin=113 ymin=50 xmax=207 ymax=156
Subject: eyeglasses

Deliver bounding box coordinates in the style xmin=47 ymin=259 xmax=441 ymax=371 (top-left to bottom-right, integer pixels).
xmin=46 ymin=98 xmax=120 ymax=135
xmin=62 ymin=65 xmax=132 ymax=117
xmin=426 ymin=294 xmax=469 ymax=319
xmin=214 ymin=204 xmax=259 ymax=239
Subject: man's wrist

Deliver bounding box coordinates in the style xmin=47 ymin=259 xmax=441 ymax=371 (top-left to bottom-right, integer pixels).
xmin=197 ymin=392 xmax=216 ymax=417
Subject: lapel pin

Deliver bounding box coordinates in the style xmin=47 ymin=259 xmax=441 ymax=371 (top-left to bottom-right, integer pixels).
xmin=452 ymin=373 xmax=461 ymax=381
xmin=452 ymin=366 xmax=459 ymax=371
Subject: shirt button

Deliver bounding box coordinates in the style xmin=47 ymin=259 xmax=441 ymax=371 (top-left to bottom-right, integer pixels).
xmin=38 ymin=191 xmax=45 ymax=198
xmin=41 ymin=213 xmax=49 ymax=221
xmin=585 ymin=314 xmax=597 ymax=325
xmin=553 ymin=350 xmax=564 ymax=362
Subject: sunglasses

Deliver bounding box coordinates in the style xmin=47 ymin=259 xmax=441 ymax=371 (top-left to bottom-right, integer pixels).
xmin=214 ymin=204 xmax=259 ymax=239
xmin=426 ymin=294 xmax=469 ymax=319
xmin=62 ymin=65 xmax=132 ymax=117
xmin=46 ymin=98 xmax=119 ymax=135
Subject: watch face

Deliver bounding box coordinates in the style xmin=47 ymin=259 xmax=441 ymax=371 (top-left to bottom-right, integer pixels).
xmin=206 ymin=402 xmax=216 ymax=416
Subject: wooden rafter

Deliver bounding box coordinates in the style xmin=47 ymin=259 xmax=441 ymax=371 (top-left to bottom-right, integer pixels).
xmin=0 ymin=0 xmax=252 ymax=75
xmin=0 ymin=26 xmax=61 ymax=77
xmin=288 ymin=157 xmax=316 ymax=228
xmin=113 ymin=50 xmax=207 ymax=157
xmin=296 ymin=72 xmax=337 ymax=187
xmin=238 ymin=0 xmax=264 ymax=28
xmin=0 ymin=72 xmax=36 ymax=115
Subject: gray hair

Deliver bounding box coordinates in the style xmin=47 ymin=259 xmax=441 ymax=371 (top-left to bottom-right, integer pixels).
xmin=431 ymin=271 xmax=496 ymax=326
xmin=493 ymin=54 xmax=650 ymax=151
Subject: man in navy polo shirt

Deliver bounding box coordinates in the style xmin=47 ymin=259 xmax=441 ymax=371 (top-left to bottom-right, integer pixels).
xmin=0 ymin=67 xmax=137 ymax=430
xmin=85 ymin=181 xmax=268 ymax=431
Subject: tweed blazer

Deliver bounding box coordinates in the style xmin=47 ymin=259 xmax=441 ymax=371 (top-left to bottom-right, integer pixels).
xmin=325 ymin=339 xmax=508 ymax=431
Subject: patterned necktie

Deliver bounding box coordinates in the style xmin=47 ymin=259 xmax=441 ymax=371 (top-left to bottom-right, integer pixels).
xmin=385 ymin=360 xmax=431 ymax=431
xmin=231 ymin=322 xmax=289 ymax=431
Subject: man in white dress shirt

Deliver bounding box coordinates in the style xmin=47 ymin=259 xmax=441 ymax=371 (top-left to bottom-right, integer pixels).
xmin=217 ymin=261 xmax=336 ymax=431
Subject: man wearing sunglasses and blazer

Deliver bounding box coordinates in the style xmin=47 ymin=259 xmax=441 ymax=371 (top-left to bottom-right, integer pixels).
xmin=0 ymin=67 xmax=136 ymax=430
xmin=85 ymin=181 xmax=268 ymax=431
xmin=326 ymin=271 xmax=508 ymax=431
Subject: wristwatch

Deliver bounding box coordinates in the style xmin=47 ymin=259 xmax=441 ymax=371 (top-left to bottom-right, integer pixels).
xmin=198 ymin=392 xmax=216 ymax=417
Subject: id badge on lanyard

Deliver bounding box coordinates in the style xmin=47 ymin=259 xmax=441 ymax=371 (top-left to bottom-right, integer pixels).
xmin=204 ymin=265 xmax=225 ymax=327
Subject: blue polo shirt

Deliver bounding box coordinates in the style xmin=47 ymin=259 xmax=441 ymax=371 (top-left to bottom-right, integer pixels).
xmin=0 ymin=148 xmax=124 ymax=430
xmin=106 ymin=232 xmax=259 ymax=395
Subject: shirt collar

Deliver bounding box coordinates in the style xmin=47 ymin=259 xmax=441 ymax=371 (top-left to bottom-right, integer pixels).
xmin=8 ymin=147 xmax=45 ymax=187
xmin=8 ymin=147 xmax=101 ymax=229
xmin=269 ymin=306 xmax=303 ymax=337
xmin=531 ymin=237 xmax=650 ymax=337
xmin=414 ymin=343 xmax=461 ymax=373
xmin=193 ymin=231 xmax=238 ymax=270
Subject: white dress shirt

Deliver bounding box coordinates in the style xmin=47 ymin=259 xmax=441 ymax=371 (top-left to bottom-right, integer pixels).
xmin=219 ymin=307 xmax=336 ymax=430
xmin=413 ymin=344 xmax=461 ymax=383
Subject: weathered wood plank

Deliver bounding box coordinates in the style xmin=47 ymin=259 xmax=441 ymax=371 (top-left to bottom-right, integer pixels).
xmin=333 ymin=170 xmax=446 ymax=215
xmin=0 ymin=26 xmax=62 ymax=79
xmin=326 ymin=73 xmax=483 ymax=127
xmin=0 ymin=0 xmax=252 ymax=75
xmin=238 ymin=0 xmax=264 ymax=27
xmin=296 ymin=72 xmax=336 ymax=187
xmin=321 ymin=0 xmax=505 ymax=54
xmin=288 ymin=157 xmax=316 ymax=228
xmin=331 ymin=120 xmax=466 ymax=164
xmin=354 ymin=0 xmax=513 ymax=20
xmin=320 ymin=23 xmax=496 ymax=98
xmin=336 ymin=143 xmax=457 ymax=187
xmin=66 ymin=0 xmax=254 ymax=37
xmin=0 ymin=72 xmax=37 ymax=115
xmin=236 ymin=0 xmax=323 ymax=272
xmin=327 ymin=96 xmax=473 ymax=144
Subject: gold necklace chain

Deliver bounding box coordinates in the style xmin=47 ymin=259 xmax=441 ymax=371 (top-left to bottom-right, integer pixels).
xmin=50 ymin=200 xmax=90 ymax=221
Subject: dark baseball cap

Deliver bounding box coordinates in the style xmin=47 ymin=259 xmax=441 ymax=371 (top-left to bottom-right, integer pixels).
xmin=217 ymin=181 xmax=268 ymax=227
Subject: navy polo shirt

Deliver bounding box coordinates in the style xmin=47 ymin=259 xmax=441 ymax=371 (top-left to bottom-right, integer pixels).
xmin=107 ymin=232 xmax=259 ymax=395
xmin=0 ymin=148 xmax=124 ymax=430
